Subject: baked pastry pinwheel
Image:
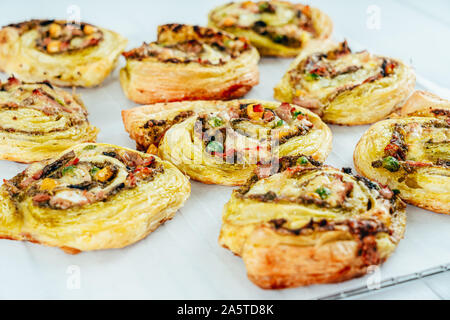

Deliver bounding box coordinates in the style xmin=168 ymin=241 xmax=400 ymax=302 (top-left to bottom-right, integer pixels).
xmin=0 ymin=20 xmax=127 ymax=87
xmin=120 ymin=24 xmax=259 ymax=104
xmin=122 ymin=100 xmax=332 ymax=186
xmin=397 ymin=90 xmax=450 ymax=120
xmin=0 ymin=143 xmax=190 ymax=253
xmin=220 ymin=159 xmax=406 ymax=289
xmin=208 ymin=1 xmax=332 ymax=57
xmin=0 ymin=77 xmax=98 ymax=163
xmin=354 ymin=92 xmax=449 ymax=214
xmin=274 ymin=41 xmax=416 ymax=125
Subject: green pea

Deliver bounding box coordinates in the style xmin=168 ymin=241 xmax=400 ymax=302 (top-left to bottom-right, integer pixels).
xmin=206 ymin=141 xmax=224 ymax=154
xmin=292 ymin=111 xmax=304 ymax=119
xmin=62 ymin=165 xmax=76 ymax=176
xmin=208 ymin=117 xmax=223 ymax=127
xmin=273 ymin=35 xmax=285 ymax=43
xmin=90 ymin=166 xmax=100 ymax=176
xmin=382 ymin=156 xmax=400 ymax=172
xmin=297 ymin=156 xmax=309 ymax=165
xmin=305 ymin=72 xmax=319 ymax=81
xmin=259 ymin=2 xmax=269 ymax=11
xmin=273 ymin=119 xmax=284 ymax=128
xmin=315 ymin=187 xmax=331 ymax=200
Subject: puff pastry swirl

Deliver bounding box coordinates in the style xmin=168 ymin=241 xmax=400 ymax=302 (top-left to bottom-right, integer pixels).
xmin=397 ymin=90 xmax=450 ymax=120
xmin=274 ymin=40 xmax=416 ymax=125
xmin=122 ymin=100 xmax=332 ymax=186
xmin=0 ymin=143 xmax=191 ymax=253
xmin=220 ymin=159 xmax=406 ymax=289
xmin=0 ymin=77 xmax=98 ymax=163
xmin=120 ymin=24 xmax=260 ymax=104
xmin=354 ymin=92 xmax=450 ymax=214
xmin=208 ymin=1 xmax=332 ymax=57
xmin=0 ymin=20 xmax=127 ymax=87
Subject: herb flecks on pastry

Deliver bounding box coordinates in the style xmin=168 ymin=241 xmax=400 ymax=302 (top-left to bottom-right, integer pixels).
xmin=220 ymin=162 xmax=406 ymax=289
xmin=0 ymin=20 xmax=127 ymax=87
xmin=120 ymin=24 xmax=259 ymax=104
xmin=354 ymin=117 xmax=449 ymax=214
xmin=0 ymin=77 xmax=98 ymax=163
xmin=274 ymin=41 xmax=416 ymax=125
xmin=122 ymin=100 xmax=332 ymax=186
xmin=0 ymin=143 xmax=191 ymax=253
xmin=208 ymin=1 xmax=332 ymax=57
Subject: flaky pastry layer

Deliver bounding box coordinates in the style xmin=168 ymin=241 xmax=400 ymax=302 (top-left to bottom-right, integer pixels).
xmin=220 ymin=163 xmax=406 ymax=289
xmin=120 ymin=24 xmax=259 ymax=104
xmin=0 ymin=20 xmax=127 ymax=87
xmin=0 ymin=143 xmax=191 ymax=253
xmin=123 ymin=99 xmax=332 ymax=186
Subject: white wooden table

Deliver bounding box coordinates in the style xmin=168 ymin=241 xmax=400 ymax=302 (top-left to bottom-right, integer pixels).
xmin=0 ymin=0 xmax=449 ymax=300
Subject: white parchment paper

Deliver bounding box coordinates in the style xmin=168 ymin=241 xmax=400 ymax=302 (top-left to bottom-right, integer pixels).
xmin=0 ymin=0 xmax=449 ymax=299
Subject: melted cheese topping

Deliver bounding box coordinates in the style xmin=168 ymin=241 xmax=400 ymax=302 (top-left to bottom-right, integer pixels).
xmin=0 ymin=143 xmax=191 ymax=252
xmin=52 ymin=190 xmax=88 ymax=205
xmin=125 ymin=100 xmax=332 ymax=186
xmin=403 ymin=123 xmax=450 ymax=162
xmin=354 ymin=117 xmax=449 ymax=214
xmin=147 ymin=42 xmax=231 ymax=65
xmin=292 ymin=51 xmax=384 ymax=102
xmin=246 ymin=168 xmax=374 ymax=214
xmin=225 ymin=166 xmax=401 ymax=232
xmin=122 ymin=24 xmax=251 ymax=66
xmin=163 ymin=102 xmax=315 ymax=166
xmin=4 ymin=144 xmax=163 ymax=210
xmin=210 ymin=1 xmax=315 ymax=46
xmin=0 ymin=82 xmax=86 ymax=132
xmin=0 ymin=79 xmax=99 ymax=162
xmin=222 ymin=2 xmax=297 ymax=27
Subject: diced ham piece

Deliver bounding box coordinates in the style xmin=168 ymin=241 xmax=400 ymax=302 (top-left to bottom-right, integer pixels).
xmin=32 ymin=193 xmax=51 ymax=204
xmin=263 ymin=110 xmax=275 ymax=122
xmin=19 ymin=177 xmax=36 ymax=189
xmin=379 ymin=187 xmax=393 ymax=199
xmin=275 ymin=103 xmax=293 ymax=122
xmin=32 ymin=170 xmax=43 ymax=180
xmin=49 ymin=190 xmax=89 ymax=209
xmin=120 ymin=151 xmax=146 ymax=167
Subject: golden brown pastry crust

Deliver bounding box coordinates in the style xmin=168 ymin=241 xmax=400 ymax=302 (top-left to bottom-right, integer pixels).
xmin=354 ymin=116 xmax=449 ymax=214
xmin=122 ymin=100 xmax=333 ymax=186
xmin=0 ymin=77 xmax=98 ymax=163
xmin=0 ymin=143 xmax=191 ymax=253
xmin=220 ymin=162 xmax=406 ymax=289
xmin=0 ymin=20 xmax=127 ymax=87
xmin=398 ymin=90 xmax=450 ymax=120
xmin=120 ymin=24 xmax=259 ymax=104
xmin=274 ymin=40 xmax=416 ymax=125
xmin=244 ymin=228 xmax=377 ymax=288
xmin=208 ymin=1 xmax=333 ymax=57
